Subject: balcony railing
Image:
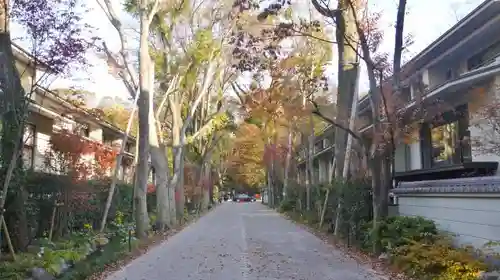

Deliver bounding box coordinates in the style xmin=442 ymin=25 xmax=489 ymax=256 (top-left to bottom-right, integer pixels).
xmin=468 ymin=52 xmax=500 ymax=71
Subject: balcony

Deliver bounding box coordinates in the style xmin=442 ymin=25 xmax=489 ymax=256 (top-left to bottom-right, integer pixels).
xmin=358 ymin=54 xmax=500 ymax=133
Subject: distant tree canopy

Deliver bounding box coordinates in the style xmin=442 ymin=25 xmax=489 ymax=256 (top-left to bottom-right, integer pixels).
xmin=101 ymin=104 xmax=138 ymax=137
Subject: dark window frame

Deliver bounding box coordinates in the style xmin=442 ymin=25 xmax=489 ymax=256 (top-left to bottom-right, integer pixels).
xmin=467 ymin=40 xmax=500 ymax=71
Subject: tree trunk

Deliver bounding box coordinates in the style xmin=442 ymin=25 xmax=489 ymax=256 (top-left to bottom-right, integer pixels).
xmin=306 ymin=117 xmax=314 ymax=211
xmin=385 ymin=0 xmax=408 ymax=214
xmin=0 ymin=25 xmax=30 ymax=251
xmin=100 ymin=90 xmax=139 ymax=232
xmin=269 ymin=143 xmax=275 ymax=208
xmin=171 ymin=143 xmax=185 ymax=222
xmin=148 ymin=64 xmax=174 ymax=230
xmin=346 ymin=0 xmax=384 ymax=253
xmin=333 ymin=62 xmax=360 ymax=236
xmin=334 ymin=0 xmax=358 ymax=178
xmin=379 ymin=156 xmax=390 ymax=217
xmin=201 ymin=161 xmax=211 ymax=211
xmin=319 ymin=158 xmax=335 ymax=229
xmin=393 ymin=0 xmax=407 ymax=85
xmin=150 ymin=126 xmax=172 ymax=230
xmin=283 ymin=127 xmax=293 ymax=197
xmin=135 ymin=6 xmax=152 ymax=239
xmin=370 ymin=156 xmax=383 ymax=253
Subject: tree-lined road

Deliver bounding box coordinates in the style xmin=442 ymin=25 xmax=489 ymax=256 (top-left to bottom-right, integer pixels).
xmin=106 ymin=203 xmax=386 ymax=280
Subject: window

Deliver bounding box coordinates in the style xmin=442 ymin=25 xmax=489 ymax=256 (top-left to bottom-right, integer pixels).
xmin=23 ymin=123 xmax=36 ymax=169
xmin=430 ymin=122 xmax=458 ymax=166
xmin=420 ymin=104 xmax=471 ymax=168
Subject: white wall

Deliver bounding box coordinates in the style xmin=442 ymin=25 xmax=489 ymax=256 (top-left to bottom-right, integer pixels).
xmin=398 ymin=193 xmax=500 ymax=249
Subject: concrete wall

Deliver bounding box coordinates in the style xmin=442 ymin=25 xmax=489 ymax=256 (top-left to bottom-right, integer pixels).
xmin=394 ymin=177 xmax=500 ymax=249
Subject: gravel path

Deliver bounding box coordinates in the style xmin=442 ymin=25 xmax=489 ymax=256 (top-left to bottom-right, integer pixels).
xmin=105 ymin=202 xmax=386 ymax=280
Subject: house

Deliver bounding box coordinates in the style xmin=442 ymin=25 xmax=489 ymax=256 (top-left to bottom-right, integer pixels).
xmin=6 ymin=43 xmax=137 ymax=182
xmin=296 ymin=126 xmax=335 ymax=185
xmin=297 ymin=0 xmax=500 ymax=249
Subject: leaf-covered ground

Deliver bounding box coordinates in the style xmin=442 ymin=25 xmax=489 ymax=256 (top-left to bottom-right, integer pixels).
xmin=281 ymin=214 xmax=410 ymax=280
xmin=103 ymin=202 xmax=390 ymax=280
xmin=87 ymin=214 xmax=206 ymax=280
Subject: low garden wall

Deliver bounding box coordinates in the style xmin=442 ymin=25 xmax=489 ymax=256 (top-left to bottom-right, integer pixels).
xmin=393 ymin=176 xmax=500 ymax=250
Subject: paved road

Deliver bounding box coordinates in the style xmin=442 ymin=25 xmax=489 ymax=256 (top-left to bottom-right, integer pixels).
xmin=106 ymin=202 xmax=386 ymax=280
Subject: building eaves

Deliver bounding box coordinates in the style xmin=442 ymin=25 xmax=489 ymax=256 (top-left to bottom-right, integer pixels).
xmin=401 ymin=0 xmax=498 ymax=74
xmin=34 ymin=86 xmax=137 ymax=142
xmin=357 ymin=0 xmax=500 ymax=107
xmin=12 ymin=42 xmax=55 ymax=73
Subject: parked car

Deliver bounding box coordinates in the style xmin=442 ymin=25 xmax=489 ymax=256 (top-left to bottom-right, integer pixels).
xmin=233 ymin=194 xmax=254 ymax=202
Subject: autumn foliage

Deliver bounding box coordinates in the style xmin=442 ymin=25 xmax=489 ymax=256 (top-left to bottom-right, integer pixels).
xmin=44 ymin=129 xmax=119 ymax=216
xmin=227 ymin=123 xmax=266 ymax=187
xmin=47 ymin=129 xmax=118 ymax=181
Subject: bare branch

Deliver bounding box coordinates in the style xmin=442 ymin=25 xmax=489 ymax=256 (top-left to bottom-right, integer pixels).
xmin=96 ymin=0 xmax=139 ymax=92
xmin=309 ymin=98 xmax=363 ymax=143
xmin=310 ymin=0 xmax=339 ymax=18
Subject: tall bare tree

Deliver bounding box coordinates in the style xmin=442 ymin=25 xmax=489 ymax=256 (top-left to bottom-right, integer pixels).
xmin=97 ymin=0 xmax=160 ymax=238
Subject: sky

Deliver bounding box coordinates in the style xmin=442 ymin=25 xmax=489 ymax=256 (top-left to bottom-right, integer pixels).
xmin=43 ymin=0 xmax=484 ymax=104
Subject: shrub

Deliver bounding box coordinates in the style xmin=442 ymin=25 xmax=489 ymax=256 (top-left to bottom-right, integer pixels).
xmin=360 ymin=216 xmax=487 ymax=279
xmin=366 ymin=216 xmax=438 ymax=252
xmin=391 ymin=235 xmax=487 ymax=280
xmin=0 ymin=244 xmax=90 ymax=279
xmin=0 ymin=254 xmax=43 ymax=280
xmin=300 ymin=210 xmax=321 ymax=225
xmin=335 ymin=179 xmax=372 ymax=244
xmin=59 ymin=238 xmax=129 ymax=280
xmin=278 ymin=198 xmax=295 ymax=213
